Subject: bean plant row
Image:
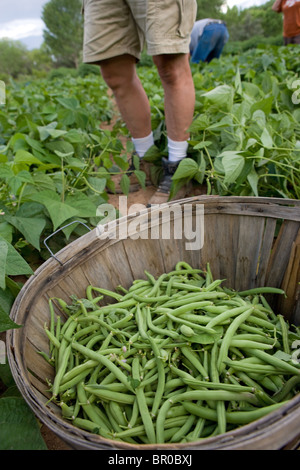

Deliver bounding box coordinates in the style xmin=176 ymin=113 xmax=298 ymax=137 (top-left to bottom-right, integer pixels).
xmin=43 ymin=262 xmax=300 ymax=445
xmin=146 ymin=46 xmax=300 ymax=199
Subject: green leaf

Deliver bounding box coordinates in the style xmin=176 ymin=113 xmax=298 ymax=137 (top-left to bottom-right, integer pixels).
xmin=143 ymin=145 xmax=162 ymax=165
xmin=60 ymin=218 xmax=88 ymax=239
xmin=0 ymin=164 xmax=14 ymax=180
xmin=0 ymin=397 xmax=47 ymax=450
xmin=193 ymin=153 xmax=206 ymax=184
xmin=273 ymin=350 xmax=293 ymax=362
xmin=65 ymin=192 xmax=98 ymax=218
xmin=37 ymin=123 xmax=67 ymax=141
xmin=261 ymin=53 xmax=275 ymax=71
xmin=260 ymin=128 xmax=273 ymax=149
xmin=75 ymin=110 xmax=88 ymax=130
xmin=127 ymin=377 xmax=141 ymax=390
xmin=247 ymin=167 xmax=259 ymax=196
xmin=233 ymin=101 xmax=251 ymax=123
xmin=5 ymin=216 xmax=46 ymax=251
xmin=202 ymin=84 xmax=234 ymax=111
xmin=220 ymin=151 xmax=245 ymax=185
xmin=0 ymin=235 xmax=33 ymax=277
xmin=58 ymin=109 xmax=76 ymax=126
xmin=55 ymin=150 xmax=74 ymax=158
xmin=188 ymin=114 xmax=210 ymax=132
xmin=14 ymin=150 xmax=42 ymax=166
xmin=133 ymin=170 xmax=146 ymax=189
xmin=46 ymin=128 xmax=69 ymax=139
xmin=16 ymin=202 xmax=45 ymax=219
xmin=11 ymin=170 xmax=33 ymax=184
xmin=243 ymin=82 xmax=263 ymax=101
xmin=31 ymin=173 xmax=56 ymax=192
xmin=252 ymin=109 xmax=266 ymax=128
xmin=45 ymin=140 xmax=74 ymax=156
xmin=113 ymin=155 xmax=128 ymax=171
xmin=251 ymin=96 xmax=273 ymax=116
xmin=169 ymin=179 xmax=185 ymax=201
xmin=245 ymin=138 xmax=258 ymax=149
xmin=29 ymin=191 xmax=79 ymax=230
xmin=65 ymin=129 xmax=85 ymax=144
xmin=56 ymin=96 xmax=79 ymax=110
xmin=5 ymin=276 xmax=22 ymax=298
xmin=6 ymin=172 xmax=33 ymax=195
xmin=0 ymin=241 xmax=8 ymax=289
xmin=234 ymin=67 xmax=242 ymax=95
xmin=120 ymin=174 xmax=130 ymax=195
xmin=0 ymin=286 xmax=15 ymax=315
xmin=235 ymin=159 xmax=253 ymax=187
xmin=132 ymin=153 xmax=140 ymax=169
xmin=193 ymin=141 xmax=212 ymax=150
xmin=172 ymin=158 xmax=198 ymax=180
xmin=206 ymin=115 xmax=233 ymax=130
xmin=0 ymin=363 xmax=16 ymax=388
xmin=0 ymin=304 xmax=21 ymax=332
xmin=65 ymin=156 xmax=86 ymax=170
xmin=0 ymin=222 xmax=13 ymax=243
xmin=9 ymin=133 xmax=27 ymax=151
xmin=25 ymin=136 xmax=46 ymax=155
xmin=87 ymin=177 xmax=107 ymax=194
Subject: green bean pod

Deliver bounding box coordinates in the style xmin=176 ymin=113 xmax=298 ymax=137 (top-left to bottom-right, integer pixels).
xmin=182 ymin=400 xmax=288 ymax=425
xmin=132 ymin=357 xmax=156 ymax=443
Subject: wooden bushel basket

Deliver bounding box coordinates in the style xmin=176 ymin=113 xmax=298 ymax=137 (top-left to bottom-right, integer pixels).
xmin=6 ymin=196 xmax=300 ymax=450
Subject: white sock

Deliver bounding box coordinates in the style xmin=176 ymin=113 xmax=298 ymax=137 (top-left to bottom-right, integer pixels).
xmin=131 ymin=132 xmax=154 ymax=158
xmin=167 ymin=137 xmax=189 ymax=163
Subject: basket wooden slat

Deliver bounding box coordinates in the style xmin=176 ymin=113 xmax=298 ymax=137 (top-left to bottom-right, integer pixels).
xmin=279 ymin=230 xmax=300 ymax=322
xmin=255 ymin=218 xmax=278 ymax=287
xmin=6 ymin=196 xmax=300 ymax=450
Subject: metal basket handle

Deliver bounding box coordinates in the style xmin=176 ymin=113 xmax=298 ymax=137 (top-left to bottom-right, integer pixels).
xmin=43 ymin=220 xmax=91 ymax=265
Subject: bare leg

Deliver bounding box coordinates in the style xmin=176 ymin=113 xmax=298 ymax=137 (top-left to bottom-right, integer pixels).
xmin=148 ymin=53 xmax=195 ymax=204
xmin=99 ymin=54 xmax=152 ymax=138
xmin=153 ymin=53 xmax=195 ymax=142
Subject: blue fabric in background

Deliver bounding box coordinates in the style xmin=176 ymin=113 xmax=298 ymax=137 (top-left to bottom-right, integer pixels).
xmin=191 ymin=23 xmax=229 ymax=63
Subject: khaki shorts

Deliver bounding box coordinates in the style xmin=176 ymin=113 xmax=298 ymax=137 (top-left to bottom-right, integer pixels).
xmin=82 ymin=0 xmax=197 ymax=63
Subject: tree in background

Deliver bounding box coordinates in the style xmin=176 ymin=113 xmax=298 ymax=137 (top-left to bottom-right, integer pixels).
xmin=224 ymin=8 xmax=264 ymax=41
xmin=0 ymin=39 xmax=32 ymax=80
xmin=196 ymin=0 xmax=225 ymax=19
xmin=42 ymin=0 xmax=83 ymax=68
xmin=28 ymin=43 xmax=54 ymax=77
xmin=253 ymin=1 xmax=283 ymax=37
xmin=221 ymin=1 xmax=282 ymax=42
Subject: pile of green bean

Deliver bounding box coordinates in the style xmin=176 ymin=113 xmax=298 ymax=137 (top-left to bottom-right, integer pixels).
xmin=42 ymin=262 xmax=300 ymax=445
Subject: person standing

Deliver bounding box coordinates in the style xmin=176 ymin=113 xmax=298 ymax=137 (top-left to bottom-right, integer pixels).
xmin=82 ymin=0 xmax=197 ymax=204
xmin=189 ymin=19 xmax=229 ymax=64
xmin=272 ymin=0 xmax=300 ymax=45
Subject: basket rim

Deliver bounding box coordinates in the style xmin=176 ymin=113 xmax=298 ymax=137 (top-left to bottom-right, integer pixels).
xmin=6 ymin=195 xmax=300 ymax=449
xmin=8 ymin=195 xmax=300 ymax=296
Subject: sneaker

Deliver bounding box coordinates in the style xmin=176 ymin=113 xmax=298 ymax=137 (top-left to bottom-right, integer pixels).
xmin=147 ymin=157 xmax=191 ymax=205
xmin=109 ymin=153 xmax=152 ymax=194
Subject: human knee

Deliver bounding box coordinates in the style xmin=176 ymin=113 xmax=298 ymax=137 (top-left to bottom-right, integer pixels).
xmin=154 ymin=55 xmax=190 ymax=86
xmin=100 ymin=67 xmax=126 ymax=93
xmin=100 ymin=56 xmax=136 ymax=93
